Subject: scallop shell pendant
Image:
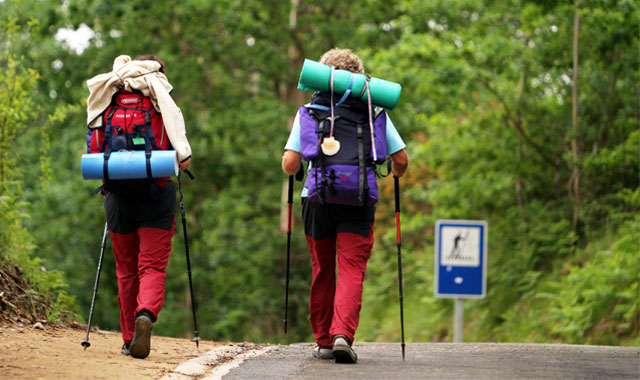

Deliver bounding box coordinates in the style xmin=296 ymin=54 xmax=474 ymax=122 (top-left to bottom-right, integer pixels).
xmin=321 ymin=136 xmax=340 ymax=156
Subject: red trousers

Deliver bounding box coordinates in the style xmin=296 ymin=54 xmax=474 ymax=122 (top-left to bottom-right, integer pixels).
xmin=110 ymin=224 xmax=174 ymax=343
xmin=306 ymin=225 xmax=374 ymax=346
xmin=105 ymin=180 xmax=177 ymax=344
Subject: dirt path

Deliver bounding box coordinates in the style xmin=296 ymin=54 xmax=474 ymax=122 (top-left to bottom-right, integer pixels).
xmin=0 ymin=323 xmax=222 ymax=380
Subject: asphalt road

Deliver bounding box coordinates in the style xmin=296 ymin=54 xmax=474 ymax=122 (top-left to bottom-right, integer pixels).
xmin=216 ymin=342 xmax=639 ymax=380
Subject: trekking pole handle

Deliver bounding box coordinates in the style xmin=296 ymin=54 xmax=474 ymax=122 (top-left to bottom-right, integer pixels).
xmin=288 ymin=175 xmax=294 ymax=204
xmin=295 ymin=163 xmax=305 ymax=182
xmin=394 ymin=176 xmax=400 ymax=213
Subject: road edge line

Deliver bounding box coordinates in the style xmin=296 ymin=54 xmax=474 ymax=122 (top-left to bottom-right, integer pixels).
xmin=201 ymin=345 xmax=277 ymax=380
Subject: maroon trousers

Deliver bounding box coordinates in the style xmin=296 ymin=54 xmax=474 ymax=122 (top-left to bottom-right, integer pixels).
xmin=302 ymin=199 xmax=375 ymax=346
xmin=105 ymin=180 xmax=176 ymax=344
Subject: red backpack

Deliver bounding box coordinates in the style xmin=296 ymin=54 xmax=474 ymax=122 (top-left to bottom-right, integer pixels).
xmin=89 ymin=89 xmax=172 ymax=196
xmin=89 ymin=89 xmax=171 ymax=154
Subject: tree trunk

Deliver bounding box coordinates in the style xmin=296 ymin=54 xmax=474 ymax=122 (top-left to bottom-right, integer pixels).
xmin=515 ymin=70 xmax=527 ymax=209
xmin=280 ymin=0 xmax=305 ymax=233
xmin=284 ymin=0 xmax=306 ymax=107
xmin=570 ymin=6 xmax=581 ymax=232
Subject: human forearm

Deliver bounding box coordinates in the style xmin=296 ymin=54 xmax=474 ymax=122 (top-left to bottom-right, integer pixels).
xmin=391 ymin=149 xmax=409 ymax=177
xmin=282 ymin=150 xmax=302 ymax=175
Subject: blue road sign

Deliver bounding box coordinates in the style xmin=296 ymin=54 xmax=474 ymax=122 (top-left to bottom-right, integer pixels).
xmin=434 ymin=220 xmax=488 ymax=298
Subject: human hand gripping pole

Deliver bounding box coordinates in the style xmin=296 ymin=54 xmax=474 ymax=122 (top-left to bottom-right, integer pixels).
xmin=178 ymin=170 xmax=200 ymax=348
xmin=394 ymin=176 xmax=406 ymax=361
xmin=81 ymin=222 xmax=109 ymax=349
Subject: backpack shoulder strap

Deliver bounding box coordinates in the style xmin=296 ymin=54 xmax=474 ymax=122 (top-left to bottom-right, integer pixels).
xmin=303 ymin=103 xmax=327 ymax=123
xmin=306 ymin=103 xmax=330 ymax=112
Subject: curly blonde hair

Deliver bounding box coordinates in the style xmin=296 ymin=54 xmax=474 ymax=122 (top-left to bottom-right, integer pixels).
xmin=319 ymin=48 xmax=364 ymax=74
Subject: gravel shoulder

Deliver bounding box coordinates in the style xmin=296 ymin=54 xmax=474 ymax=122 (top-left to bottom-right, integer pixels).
xmin=0 ymin=323 xmax=221 ymax=380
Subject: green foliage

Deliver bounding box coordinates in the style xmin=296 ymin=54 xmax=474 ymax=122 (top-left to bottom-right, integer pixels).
xmin=540 ymin=219 xmax=639 ymax=345
xmin=359 ymin=0 xmax=638 ymax=346
xmin=0 ymin=18 xmax=41 ymax=194
xmin=0 ymin=0 xmax=636 ymax=347
xmin=0 ymin=14 xmax=77 ymax=323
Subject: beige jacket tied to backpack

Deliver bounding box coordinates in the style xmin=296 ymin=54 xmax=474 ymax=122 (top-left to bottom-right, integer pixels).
xmin=86 ymin=55 xmax=192 ymax=162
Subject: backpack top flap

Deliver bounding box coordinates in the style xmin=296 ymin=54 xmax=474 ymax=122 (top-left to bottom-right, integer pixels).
xmin=114 ymin=91 xmax=152 ymax=109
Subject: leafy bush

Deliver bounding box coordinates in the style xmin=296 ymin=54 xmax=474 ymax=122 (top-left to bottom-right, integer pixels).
xmin=539 ymin=219 xmax=639 ymax=345
xmin=0 ymin=16 xmax=77 ymax=325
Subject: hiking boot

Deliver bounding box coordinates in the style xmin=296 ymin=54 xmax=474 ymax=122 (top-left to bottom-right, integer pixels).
xmin=332 ymin=335 xmax=357 ymax=364
xmin=121 ymin=343 xmax=131 ymax=355
xmin=312 ymin=344 xmax=333 ymax=360
xmin=129 ymin=312 xmax=153 ymax=359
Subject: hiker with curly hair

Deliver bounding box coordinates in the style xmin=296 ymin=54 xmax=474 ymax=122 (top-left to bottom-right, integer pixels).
xmin=282 ymin=48 xmax=409 ymax=363
xmin=86 ymin=54 xmax=191 ymax=359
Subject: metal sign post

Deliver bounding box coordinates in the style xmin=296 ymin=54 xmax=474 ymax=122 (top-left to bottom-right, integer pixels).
xmin=454 ymin=298 xmax=464 ymax=343
xmin=434 ymin=220 xmax=488 ymax=343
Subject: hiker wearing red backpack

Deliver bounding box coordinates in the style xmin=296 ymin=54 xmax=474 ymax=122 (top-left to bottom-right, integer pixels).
xmin=86 ymin=55 xmax=192 ymax=359
xmin=282 ymin=48 xmax=409 ymax=363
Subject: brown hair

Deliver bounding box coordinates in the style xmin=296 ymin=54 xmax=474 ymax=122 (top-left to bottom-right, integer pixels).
xmin=135 ymin=54 xmax=165 ymax=73
xmin=319 ymin=48 xmax=364 ymax=74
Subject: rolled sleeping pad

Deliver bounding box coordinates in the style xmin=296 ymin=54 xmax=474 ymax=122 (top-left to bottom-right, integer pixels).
xmin=81 ymin=150 xmax=179 ymax=180
xmin=297 ymin=59 xmax=402 ymax=110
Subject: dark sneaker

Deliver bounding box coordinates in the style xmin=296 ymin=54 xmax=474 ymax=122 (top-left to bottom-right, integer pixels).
xmin=332 ymin=335 xmax=357 ymax=364
xmin=312 ymin=344 xmax=333 ymax=360
xmin=121 ymin=343 xmax=131 ymax=355
xmin=129 ymin=313 xmax=152 ymax=359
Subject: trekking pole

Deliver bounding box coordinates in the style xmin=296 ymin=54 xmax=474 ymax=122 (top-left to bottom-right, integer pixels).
xmin=283 ymin=175 xmax=293 ymax=334
xmin=178 ymin=171 xmax=200 ymax=348
xmin=394 ymin=176 xmax=406 ymax=361
xmin=81 ymin=222 xmax=109 ymax=349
